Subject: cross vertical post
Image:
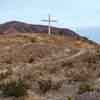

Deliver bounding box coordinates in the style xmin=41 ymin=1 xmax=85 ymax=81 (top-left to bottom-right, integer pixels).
xmin=48 ymin=15 xmax=51 ymax=35
xmin=41 ymin=14 xmax=57 ymax=35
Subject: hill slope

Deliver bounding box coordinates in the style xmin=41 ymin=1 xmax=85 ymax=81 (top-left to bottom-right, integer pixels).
xmin=0 ymin=33 xmax=98 ymax=100
xmin=0 ymin=21 xmax=79 ymax=37
xmin=0 ymin=21 xmax=97 ymax=45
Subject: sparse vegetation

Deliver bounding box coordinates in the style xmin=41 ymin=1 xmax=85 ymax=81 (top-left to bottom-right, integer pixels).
xmin=28 ymin=57 xmax=34 ymax=63
xmin=0 ymin=79 xmax=27 ymax=97
xmin=77 ymin=83 xmax=94 ymax=94
xmin=0 ymin=33 xmax=97 ymax=100
xmin=30 ymin=37 xmax=37 ymax=43
xmin=5 ymin=59 xmax=12 ymax=64
xmin=51 ymin=81 xmax=63 ymax=90
xmin=38 ymin=79 xmax=52 ymax=94
xmin=37 ymin=79 xmax=63 ymax=94
xmin=67 ymin=96 xmax=72 ymax=100
xmin=0 ymin=69 xmax=12 ymax=80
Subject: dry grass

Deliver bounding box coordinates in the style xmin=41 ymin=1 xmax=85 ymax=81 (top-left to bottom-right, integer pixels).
xmin=0 ymin=33 xmax=98 ymax=100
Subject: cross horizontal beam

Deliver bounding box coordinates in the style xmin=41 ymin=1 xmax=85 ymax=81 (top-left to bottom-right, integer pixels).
xmin=41 ymin=19 xmax=57 ymax=22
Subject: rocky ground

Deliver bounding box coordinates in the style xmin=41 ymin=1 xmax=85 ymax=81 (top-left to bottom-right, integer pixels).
xmin=0 ymin=33 xmax=99 ymax=100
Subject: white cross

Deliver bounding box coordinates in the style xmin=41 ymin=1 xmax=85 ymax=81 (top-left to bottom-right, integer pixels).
xmin=41 ymin=14 xmax=57 ymax=35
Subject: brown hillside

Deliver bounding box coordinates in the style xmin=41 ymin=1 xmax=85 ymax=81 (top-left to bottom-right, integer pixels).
xmin=0 ymin=33 xmax=98 ymax=100
xmin=0 ymin=21 xmax=97 ymax=45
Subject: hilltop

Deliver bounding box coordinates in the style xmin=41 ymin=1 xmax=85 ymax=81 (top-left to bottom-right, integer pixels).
xmin=0 ymin=21 xmax=97 ymax=45
xmin=0 ymin=21 xmax=78 ymax=37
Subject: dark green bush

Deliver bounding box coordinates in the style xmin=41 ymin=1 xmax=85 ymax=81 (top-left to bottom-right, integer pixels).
xmin=0 ymin=80 xmax=27 ymax=97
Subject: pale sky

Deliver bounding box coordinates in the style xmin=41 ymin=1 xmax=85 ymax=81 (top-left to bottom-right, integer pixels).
xmin=0 ymin=0 xmax=100 ymax=42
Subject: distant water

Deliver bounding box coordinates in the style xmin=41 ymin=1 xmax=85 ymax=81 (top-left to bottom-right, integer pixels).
xmin=73 ymin=28 xmax=100 ymax=43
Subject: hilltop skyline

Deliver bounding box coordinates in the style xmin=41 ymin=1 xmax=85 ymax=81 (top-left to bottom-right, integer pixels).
xmin=0 ymin=0 xmax=100 ymax=42
xmin=0 ymin=0 xmax=100 ymax=27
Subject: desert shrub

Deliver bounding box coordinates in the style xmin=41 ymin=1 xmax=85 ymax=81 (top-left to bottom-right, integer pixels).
xmin=87 ymin=57 xmax=96 ymax=64
xmin=5 ymin=59 xmax=12 ymax=64
xmin=38 ymin=79 xmax=63 ymax=94
xmin=0 ymin=80 xmax=27 ymax=97
xmin=75 ymin=91 xmax=100 ymax=100
xmin=67 ymin=96 xmax=72 ymax=100
xmin=30 ymin=37 xmax=37 ymax=43
xmin=28 ymin=57 xmax=34 ymax=63
xmin=77 ymin=83 xmax=94 ymax=94
xmin=51 ymin=81 xmax=63 ymax=90
xmin=38 ymin=79 xmax=52 ymax=94
xmin=0 ymin=70 xmax=11 ymax=80
xmin=61 ymin=61 xmax=67 ymax=67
